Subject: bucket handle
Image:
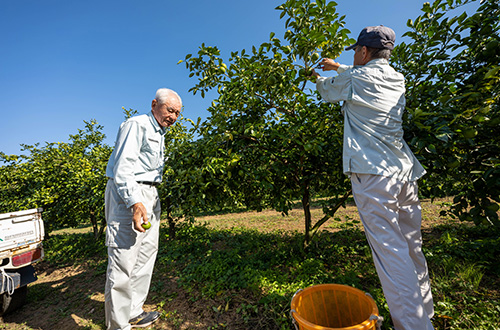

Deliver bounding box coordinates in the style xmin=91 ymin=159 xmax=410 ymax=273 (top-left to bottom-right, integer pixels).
xmin=369 ymin=314 xmax=384 ymax=330
xmin=365 ymin=292 xmax=384 ymax=330
xmin=292 ymin=288 xmax=303 ymax=299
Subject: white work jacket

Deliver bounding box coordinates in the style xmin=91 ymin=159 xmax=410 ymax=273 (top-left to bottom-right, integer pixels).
xmin=316 ymin=58 xmax=425 ymax=182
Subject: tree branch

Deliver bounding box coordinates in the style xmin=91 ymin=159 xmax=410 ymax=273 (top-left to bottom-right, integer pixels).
xmin=309 ymin=189 xmax=352 ymax=239
xmin=254 ymin=93 xmax=296 ymax=117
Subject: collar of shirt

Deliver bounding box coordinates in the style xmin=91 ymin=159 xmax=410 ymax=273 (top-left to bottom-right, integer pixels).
xmin=364 ymin=58 xmax=389 ymax=68
xmin=147 ymin=111 xmax=167 ymax=135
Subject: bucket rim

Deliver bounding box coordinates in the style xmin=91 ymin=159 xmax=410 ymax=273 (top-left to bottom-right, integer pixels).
xmin=290 ymin=284 xmax=379 ymax=330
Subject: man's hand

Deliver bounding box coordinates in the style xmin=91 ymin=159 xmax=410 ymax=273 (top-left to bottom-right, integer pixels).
xmin=311 ymin=58 xmax=341 ymax=79
xmin=132 ymin=202 xmax=148 ymax=233
xmin=311 ymin=68 xmax=321 ymax=78
xmin=318 ymin=58 xmax=340 ymax=71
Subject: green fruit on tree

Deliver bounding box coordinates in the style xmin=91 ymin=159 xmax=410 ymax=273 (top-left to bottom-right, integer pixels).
xmin=462 ymin=128 xmax=477 ymax=138
xmin=486 ymin=203 xmax=499 ymax=212
xmin=266 ymin=76 xmax=277 ymax=85
xmin=485 ymin=39 xmax=499 ymax=57
xmin=142 ymin=222 xmax=151 ymax=230
xmin=447 ymin=160 xmax=460 ymax=169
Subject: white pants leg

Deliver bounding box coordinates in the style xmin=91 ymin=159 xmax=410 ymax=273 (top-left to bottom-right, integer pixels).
xmin=398 ymin=185 xmax=434 ymax=319
xmin=104 ymin=180 xmax=161 ymax=330
xmin=351 ymin=173 xmax=434 ymax=330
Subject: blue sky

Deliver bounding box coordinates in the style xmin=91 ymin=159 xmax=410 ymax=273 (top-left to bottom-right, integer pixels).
xmin=0 ymin=0 xmax=477 ymax=156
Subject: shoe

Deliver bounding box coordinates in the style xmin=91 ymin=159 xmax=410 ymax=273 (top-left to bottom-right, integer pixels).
xmin=129 ymin=311 xmax=160 ymax=328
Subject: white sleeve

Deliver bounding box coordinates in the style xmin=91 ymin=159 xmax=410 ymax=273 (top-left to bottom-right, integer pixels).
xmin=316 ymin=67 xmax=352 ymax=103
xmin=111 ymin=120 xmax=144 ymax=208
xmin=336 ymin=64 xmax=351 ymax=74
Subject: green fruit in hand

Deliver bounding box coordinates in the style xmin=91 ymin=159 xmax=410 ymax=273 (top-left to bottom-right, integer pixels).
xmin=142 ymin=222 xmax=151 ymax=230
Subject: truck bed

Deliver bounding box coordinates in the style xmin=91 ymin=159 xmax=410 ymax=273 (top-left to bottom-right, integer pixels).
xmin=0 ymin=208 xmax=45 ymax=270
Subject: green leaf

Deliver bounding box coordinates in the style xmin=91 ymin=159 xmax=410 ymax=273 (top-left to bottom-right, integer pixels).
xmin=484 ymin=66 xmax=500 ymax=79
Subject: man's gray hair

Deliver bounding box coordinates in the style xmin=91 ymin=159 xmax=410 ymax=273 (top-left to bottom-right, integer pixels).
xmin=155 ymin=88 xmax=182 ymax=105
xmin=366 ymin=46 xmax=392 ymax=60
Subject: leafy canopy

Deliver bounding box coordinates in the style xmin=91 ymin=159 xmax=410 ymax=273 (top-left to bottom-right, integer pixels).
xmin=393 ymin=0 xmax=500 ymax=226
xmin=175 ymin=0 xmax=355 ymax=244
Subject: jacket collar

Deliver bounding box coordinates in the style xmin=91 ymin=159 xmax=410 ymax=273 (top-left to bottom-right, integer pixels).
xmin=366 ymin=58 xmax=389 ymax=66
xmin=148 ymin=111 xmax=167 ymax=134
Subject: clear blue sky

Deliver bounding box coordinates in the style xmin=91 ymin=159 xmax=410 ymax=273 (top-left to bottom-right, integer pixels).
xmin=0 ymin=0 xmax=477 ymax=156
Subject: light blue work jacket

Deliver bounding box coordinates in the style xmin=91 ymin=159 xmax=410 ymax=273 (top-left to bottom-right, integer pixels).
xmin=106 ymin=112 xmax=166 ymax=207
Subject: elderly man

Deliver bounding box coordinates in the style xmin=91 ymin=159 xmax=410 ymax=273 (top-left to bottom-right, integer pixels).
xmin=104 ymin=88 xmax=182 ymax=330
xmin=312 ymin=26 xmax=435 ymax=329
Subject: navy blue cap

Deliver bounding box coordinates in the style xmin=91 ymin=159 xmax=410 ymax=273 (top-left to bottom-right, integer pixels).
xmin=345 ymin=25 xmax=396 ymax=51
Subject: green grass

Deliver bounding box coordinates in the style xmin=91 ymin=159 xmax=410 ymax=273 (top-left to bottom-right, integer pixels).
xmin=28 ymin=203 xmax=500 ymax=330
xmin=155 ymin=224 xmax=383 ymax=328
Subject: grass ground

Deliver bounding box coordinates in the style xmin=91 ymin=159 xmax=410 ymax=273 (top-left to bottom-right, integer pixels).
xmin=0 ymin=198 xmax=499 ymax=330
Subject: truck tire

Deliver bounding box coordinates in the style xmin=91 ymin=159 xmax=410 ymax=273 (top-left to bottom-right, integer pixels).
xmin=0 ymin=285 xmax=28 ymax=316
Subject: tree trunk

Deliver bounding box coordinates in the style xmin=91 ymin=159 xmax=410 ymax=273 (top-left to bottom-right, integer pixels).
xmin=90 ymin=211 xmax=98 ymax=239
xmin=302 ymin=184 xmax=312 ymax=247
xmin=90 ymin=208 xmax=106 ymax=241
xmin=98 ymin=216 xmax=106 ymax=239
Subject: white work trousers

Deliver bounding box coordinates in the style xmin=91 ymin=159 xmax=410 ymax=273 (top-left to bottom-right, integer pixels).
xmin=104 ymin=180 xmax=161 ymax=330
xmin=351 ymin=173 xmax=434 ymax=330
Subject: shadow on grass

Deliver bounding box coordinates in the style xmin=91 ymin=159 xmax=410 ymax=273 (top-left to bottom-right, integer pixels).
xmin=1 ymin=232 xmax=107 ymax=329
xmin=155 ymin=224 xmax=388 ymax=329
xmin=2 ymin=263 xmax=107 ymax=329
xmin=2 ymin=221 xmax=499 ymax=330
xmin=156 ymin=221 xmax=500 ymax=329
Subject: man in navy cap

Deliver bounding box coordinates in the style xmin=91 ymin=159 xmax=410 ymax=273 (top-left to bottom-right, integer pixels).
xmin=312 ymin=26 xmax=435 ymax=329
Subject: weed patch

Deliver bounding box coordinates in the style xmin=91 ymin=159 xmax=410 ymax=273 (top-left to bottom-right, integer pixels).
xmin=1 ymin=200 xmax=499 ymax=329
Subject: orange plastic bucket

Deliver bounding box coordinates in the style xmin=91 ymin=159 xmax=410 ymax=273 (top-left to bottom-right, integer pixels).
xmin=290 ymin=284 xmax=380 ymax=330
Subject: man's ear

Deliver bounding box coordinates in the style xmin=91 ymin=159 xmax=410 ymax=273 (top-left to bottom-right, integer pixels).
xmin=362 ymin=46 xmax=371 ymax=63
xmin=151 ymin=99 xmax=157 ymax=110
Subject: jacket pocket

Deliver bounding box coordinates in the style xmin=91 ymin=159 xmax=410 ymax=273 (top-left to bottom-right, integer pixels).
xmin=106 ymin=222 xmax=137 ymax=249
